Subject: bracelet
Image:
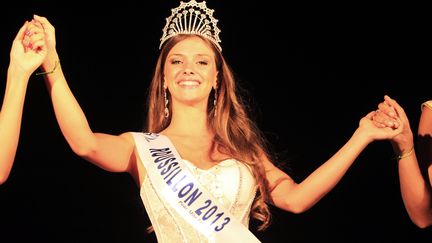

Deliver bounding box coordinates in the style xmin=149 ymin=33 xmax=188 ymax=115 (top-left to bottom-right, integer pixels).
xmin=394 ymin=146 xmax=414 ymax=161
xmin=35 ymin=60 xmax=60 ymax=76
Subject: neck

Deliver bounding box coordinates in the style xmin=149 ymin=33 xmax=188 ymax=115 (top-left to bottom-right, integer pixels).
xmin=164 ymin=103 xmax=212 ymax=137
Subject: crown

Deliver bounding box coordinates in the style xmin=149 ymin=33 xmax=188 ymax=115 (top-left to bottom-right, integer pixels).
xmin=159 ymin=0 xmax=222 ymax=51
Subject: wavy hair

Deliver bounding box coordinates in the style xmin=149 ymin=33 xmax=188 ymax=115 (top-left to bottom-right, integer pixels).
xmin=144 ymin=34 xmax=274 ymax=231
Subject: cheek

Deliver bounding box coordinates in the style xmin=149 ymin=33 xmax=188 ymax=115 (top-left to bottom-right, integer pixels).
xmin=164 ymin=68 xmax=180 ymax=81
xmin=202 ymin=69 xmax=217 ymax=80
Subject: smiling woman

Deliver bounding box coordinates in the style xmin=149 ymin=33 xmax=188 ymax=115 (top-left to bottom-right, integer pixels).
xmin=12 ymin=1 xmax=426 ymax=242
xmin=162 ymin=36 xmax=218 ymax=118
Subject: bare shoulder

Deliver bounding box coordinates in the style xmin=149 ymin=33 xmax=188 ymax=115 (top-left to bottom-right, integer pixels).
xmin=119 ymin=132 xmax=137 ymax=145
xmin=261 ymin=155 xmax=293 ymax=183
xmin=119 ymin=132 xmax=147 ymax=184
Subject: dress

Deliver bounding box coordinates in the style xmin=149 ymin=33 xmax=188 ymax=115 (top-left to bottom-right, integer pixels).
xmin=422 ymin=100 xmax=432 ymax=111
xmin=139 ymin=150 xmax=257 ymax=242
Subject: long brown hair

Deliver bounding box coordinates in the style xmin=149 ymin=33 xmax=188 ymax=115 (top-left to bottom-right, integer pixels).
xmin=145 ymin=34 xmax=273 ymax=230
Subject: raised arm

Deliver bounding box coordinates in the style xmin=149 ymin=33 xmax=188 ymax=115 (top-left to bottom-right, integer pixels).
xmin=375 ymin=95 xmax=432 ymax=228
xmin=267 ymin=110 xmax=402 ymax=213
xmin=33 ymin=15 xmax=136 ymax=174
xmin=0 ymin=20 xmax=46 ymax=184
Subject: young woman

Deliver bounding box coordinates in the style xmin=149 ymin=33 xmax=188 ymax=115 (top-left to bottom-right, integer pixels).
xmin=32 ymin=1 xmax=402 ymax=241
xmin=374 ymin=95 xmax=432 ymax=228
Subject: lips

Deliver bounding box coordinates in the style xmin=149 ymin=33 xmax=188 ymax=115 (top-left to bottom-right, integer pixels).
xmin=177 ymin=79 xmax=201 ymax=88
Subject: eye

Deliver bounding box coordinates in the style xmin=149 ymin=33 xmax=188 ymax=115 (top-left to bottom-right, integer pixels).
xmin=170 ymin=59 xmax=182 ymax=65
xmin=197 ymin=60 xmax=208 ymax=65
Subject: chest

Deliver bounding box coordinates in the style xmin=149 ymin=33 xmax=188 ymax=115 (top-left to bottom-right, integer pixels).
xmin=170 ymin=138 xmax=227 ymax=169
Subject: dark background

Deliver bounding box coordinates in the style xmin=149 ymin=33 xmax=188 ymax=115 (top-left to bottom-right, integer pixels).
xmin=1 ymin=1 xmax=432 ymax=242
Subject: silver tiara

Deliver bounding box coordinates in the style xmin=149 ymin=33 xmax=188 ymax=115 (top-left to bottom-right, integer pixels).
xmin=159 ymin=0 xmax=222 ymax=51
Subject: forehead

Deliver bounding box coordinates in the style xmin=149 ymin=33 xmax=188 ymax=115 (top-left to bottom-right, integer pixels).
xmin=168 ymin=36 xmax=216 ymax=57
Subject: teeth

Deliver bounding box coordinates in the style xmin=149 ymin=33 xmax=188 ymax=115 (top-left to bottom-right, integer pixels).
xmin=178 ymin=81 xmax=199 ymax=86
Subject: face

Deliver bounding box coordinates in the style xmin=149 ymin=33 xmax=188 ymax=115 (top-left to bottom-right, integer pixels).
xmin=163 ymin=36 xmax=218 ymax=107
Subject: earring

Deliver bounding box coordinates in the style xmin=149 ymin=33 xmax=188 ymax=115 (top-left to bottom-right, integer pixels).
xmin=213 ymin=87 xmax=217 ymax=117
xmin=164 ymin=88 xmax=169 ymax=118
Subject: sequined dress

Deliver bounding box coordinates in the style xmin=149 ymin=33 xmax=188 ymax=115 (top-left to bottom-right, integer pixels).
xmin=140 ymin=157 xmax=257 ymax=243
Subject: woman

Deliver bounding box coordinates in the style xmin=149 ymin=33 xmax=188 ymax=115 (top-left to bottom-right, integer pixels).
xmin=374 ymin=95 xmax=432 ymax=228
xmin=32 ymin=1 xmax=402 ymax=241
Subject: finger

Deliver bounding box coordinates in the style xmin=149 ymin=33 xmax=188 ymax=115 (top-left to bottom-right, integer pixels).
xmin=30 ymin=31 xmax=44 ymax=39
xmin=372 ymin=119 xmax=387 ymax=128
xmin=28 ymin=32 xmax=45 ymax=47
xmin=374 ymin=110 xmax=399 ymax=128
xmin=23 ymin=24 xmax=45 ymax=51
xmin=15 ymin=20 xmax=29 ymax=41
xmin=383 ymin=95 xmax=394 ymax=109
xmin=378 ymin=102 xmax=396 ymax=118
xmin=33 ymin=14 xmax=53 ymax=31
xmin=385 ymin=96 xmax=407 ymax=119
xmin=31 ymin=19 xmax=43 ymax=29
xmin=392 ymin=124 xmax=404 ymax=136
xmin=25 ymin=24 xmax=42 ymax=36
xmin=31 ymin=39 xmax=46 ymax=52
xmin=365 ymin=111 xmax=378 ymax=120
xmin=22 ymin=35 xmax=34 ymax=52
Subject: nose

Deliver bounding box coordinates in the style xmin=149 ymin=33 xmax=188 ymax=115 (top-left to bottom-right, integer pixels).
xmin=183 ymin=69 xmax=194 ymax=74
xmin=182 ymin=62 xmax=194 ymax=74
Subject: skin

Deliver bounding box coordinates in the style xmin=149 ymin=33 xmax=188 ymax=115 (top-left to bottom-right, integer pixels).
xmin=35 ymin=14 xmax=402 ymax=216
xmin=0 ymin=19 xmax=47 ymax=184
xmin=374 ymin=95 xmax=432 ymax=228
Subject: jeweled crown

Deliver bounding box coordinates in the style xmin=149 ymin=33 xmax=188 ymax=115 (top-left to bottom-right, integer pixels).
xmin=159 ymin=0 xmax=222 ymax=51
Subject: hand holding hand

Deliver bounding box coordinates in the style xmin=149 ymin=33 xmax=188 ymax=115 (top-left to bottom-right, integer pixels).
xmin=372 ymin=95 xmax=414 ymax=153
xmin=10 ymin=19 xmax=47 ymax=77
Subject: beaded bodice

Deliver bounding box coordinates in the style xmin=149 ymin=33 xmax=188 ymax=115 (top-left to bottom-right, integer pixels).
xmin=140 ymin=158 xmax=257 ymax=243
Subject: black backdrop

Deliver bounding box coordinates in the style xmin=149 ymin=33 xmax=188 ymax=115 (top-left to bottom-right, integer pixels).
xmin=1 ymin=1 xmax=432 ymax=242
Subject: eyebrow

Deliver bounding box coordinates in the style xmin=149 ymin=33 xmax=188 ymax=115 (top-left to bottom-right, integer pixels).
xmin=168 ymin=53 xmax=212 ymax=58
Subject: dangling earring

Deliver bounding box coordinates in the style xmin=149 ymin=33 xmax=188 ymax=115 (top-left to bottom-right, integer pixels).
xmin=164 ymin=88 xmax=169 ymax=119
xmin=213 ymin=86 xmax=217 ymax=117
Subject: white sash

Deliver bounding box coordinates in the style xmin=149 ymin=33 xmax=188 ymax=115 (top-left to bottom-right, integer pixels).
xmin=131 ymin=132 xmax=261 ymax=243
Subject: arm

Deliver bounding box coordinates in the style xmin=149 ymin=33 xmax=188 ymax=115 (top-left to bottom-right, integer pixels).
xmin=403 ymin=100 xmax=432 ymax=228
xmin=268 ymin=110 xmax=401 ymax=213
xmin=419 ymin=101 xmax=432 ymax=190
xmin=376 ymin=96 xmax=432 ymax=228
xmin=0 ymin=21 xmax=46 ymax=184
xmin=33 ymin=15 xmax=135 ymax=173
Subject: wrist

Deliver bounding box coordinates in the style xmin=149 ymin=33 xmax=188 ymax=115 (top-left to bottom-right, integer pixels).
xmin=390 ymin=136 xmax=414 ymax=155
xmin=353 ymin=126 xmax=374 ymax=145
xmin=8 ymin=65 xmax=31 ymax=81
xmin=393 ymin=146 xmax=415 ymax=161
xmin=351 ymin=127 xmax=373 ymax=148
xmin=36 ymin=59 xmax=60 ymax=76
xmin=41 ymin=52 xmax=60 ymax=71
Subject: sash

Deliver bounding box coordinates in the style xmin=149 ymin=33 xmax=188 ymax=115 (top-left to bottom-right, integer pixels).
xmin=131 ymin=132 xmax=261 ymax=243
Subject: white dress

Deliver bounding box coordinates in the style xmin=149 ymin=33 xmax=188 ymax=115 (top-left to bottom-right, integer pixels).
xmin=140 ymin=157 xmax=257 ymax=243
xmin=422 ymin=100 xmax=432 ymax=111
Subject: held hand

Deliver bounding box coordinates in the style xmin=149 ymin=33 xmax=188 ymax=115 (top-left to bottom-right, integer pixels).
xmin=359 ymin=110 xmax=403 ymax=142
xmin=372 ymin=99 xmax=399 ymax=129
xmin=32 ymin=15 xmax=57 ymax=69
xmin=32 ymin=15 xmax=56 ymax=53
xmin=379 ymin=95 xmax=414 ymax=151
xmin=10 ymin=20 xmax=47 ymax=76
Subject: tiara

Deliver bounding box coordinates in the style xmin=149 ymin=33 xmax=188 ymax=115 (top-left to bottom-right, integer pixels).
xmin=159 ymin=0 xmax=222 ymax=51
